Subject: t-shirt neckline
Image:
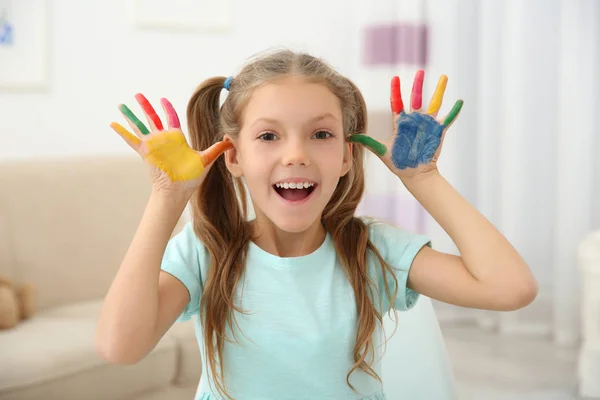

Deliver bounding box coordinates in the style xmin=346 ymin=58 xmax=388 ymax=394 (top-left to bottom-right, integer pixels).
xmin=247 ymin=231 xmax=333 ymax=268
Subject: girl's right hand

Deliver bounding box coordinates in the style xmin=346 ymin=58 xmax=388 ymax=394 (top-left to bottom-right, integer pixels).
xmin=110 ymin=94 xmax=232 ymax=196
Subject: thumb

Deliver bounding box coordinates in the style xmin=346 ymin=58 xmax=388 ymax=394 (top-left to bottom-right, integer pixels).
xmin=199 ymin=139 xmax=234 ymax=168
xmin=347 ymin=134 xmax=387 ymax=157
xmin=441 ymin=99 xmax=464 ymax=130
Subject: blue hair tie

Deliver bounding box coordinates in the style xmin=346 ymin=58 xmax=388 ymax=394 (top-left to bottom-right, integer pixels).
xmin=224 ymin=76 xmax=233 ymax=91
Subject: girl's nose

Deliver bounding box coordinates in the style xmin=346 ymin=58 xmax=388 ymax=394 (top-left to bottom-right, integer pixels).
xmin=282 ymin=139 xmax=310 ymax=167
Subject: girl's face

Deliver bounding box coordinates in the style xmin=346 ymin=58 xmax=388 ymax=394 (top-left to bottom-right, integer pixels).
xmin=225 ymin=76 xmax=353 ymax=234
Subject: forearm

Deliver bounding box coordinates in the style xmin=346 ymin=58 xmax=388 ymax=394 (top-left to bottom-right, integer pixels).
xmin=96 ymin=190 xmax=188 ymax=361
xmin=403 ymin=170 xmax=536 ymax=293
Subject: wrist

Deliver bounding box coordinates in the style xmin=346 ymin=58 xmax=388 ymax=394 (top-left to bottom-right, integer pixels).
xmin=399 ymin=168 xmax=442 ymax=192
xmin=148 ymin=188 xmax=190 ymax=218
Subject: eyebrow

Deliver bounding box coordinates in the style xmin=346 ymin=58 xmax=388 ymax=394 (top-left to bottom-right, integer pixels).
xmin=250 ymin=113 xmax=339 ymax=128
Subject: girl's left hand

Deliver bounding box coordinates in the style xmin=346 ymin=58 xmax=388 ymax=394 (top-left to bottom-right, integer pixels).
xmin=348 ymin=70 xmax=463 ymax=180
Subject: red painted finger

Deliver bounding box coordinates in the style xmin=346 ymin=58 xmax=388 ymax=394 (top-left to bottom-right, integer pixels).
xmin=160 ymin=98 xmax=181 ymax=129
xmin=135 ymin=93 xmax=164 ymax=131
xmin=390 ymin=76 xmax=404 ymax=114
xmin=411 ymin=69 xmax=425 ymax=110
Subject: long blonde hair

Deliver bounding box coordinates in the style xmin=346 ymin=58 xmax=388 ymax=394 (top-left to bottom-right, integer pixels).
xmin=186 ymin=49 xmax=399 ymax=399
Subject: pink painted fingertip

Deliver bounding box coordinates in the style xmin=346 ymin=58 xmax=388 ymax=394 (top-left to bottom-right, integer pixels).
xmin=160 ymin=97 xmax=181 ymax=128
xmin=411 ymin=70 xmax=425 ymax=110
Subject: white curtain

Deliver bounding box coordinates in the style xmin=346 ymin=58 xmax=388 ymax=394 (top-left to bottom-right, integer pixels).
xmin=353 ymin=0 xmax=600 ymax=346
xmin=352 ymin=0 xmax=429 ymax=235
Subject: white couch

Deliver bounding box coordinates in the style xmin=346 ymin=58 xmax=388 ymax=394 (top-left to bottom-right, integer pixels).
xmin=0 ymin=154 xmax=456 ymax=400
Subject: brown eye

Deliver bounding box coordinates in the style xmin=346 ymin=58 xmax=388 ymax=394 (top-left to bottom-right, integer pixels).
xmin=313 ymin=130 xmax=332 ymax=140
xmin=259 ymin=132 xmax=278 ymax=141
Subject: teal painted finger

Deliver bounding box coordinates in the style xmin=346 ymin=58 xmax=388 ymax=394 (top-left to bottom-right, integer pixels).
xmin=442 ymin=100 xmax=464 ymax=127
xmin=119 ymin=104 xmax=150 ymax=135
xmin=347 ymin=134 xmax=387 ymax=156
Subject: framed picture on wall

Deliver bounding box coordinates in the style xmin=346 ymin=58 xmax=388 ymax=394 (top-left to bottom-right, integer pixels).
xmin=130 ymin=0 xmax=233 ymax=31
xmin=0 ymin=0 xmax=48 ymax=90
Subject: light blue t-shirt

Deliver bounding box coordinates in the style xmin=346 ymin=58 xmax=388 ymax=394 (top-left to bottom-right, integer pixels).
xmin=161 ymin=217 xmax=430 ymax=400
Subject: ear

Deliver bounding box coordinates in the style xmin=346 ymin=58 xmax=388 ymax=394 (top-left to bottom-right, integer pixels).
xmin=340 ymin=140 xmax=353 ymax=177
xmin=223 ymin=134 xmax=243 ymax=178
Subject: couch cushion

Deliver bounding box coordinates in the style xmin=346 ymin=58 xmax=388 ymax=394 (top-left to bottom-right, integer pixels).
xmin=0 ymin=195 xmax=13 ymax=280
xmin=0 ymin=156 xmax=187 ymax=312
xmin=0 ymin=300 xmax=178 ymax=400
xmin=0 ymin=156 xmax=150 ymax=312
xmin=48 ymin=300 xmax=203 ymax=385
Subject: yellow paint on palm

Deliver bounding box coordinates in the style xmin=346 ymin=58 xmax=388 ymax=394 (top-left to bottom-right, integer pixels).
xmin=145 ymin=130 xmax=205 ymax=181
xmin=427 ymin=75 xmax=448 ymax=114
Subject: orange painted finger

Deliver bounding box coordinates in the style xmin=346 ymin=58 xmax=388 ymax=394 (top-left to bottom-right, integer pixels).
xmin=110 ymin=122 xmax=141 ymax=147
xmin=135 ymin=93 xmax=164 ymax=131
xmin=390 ymin=76 xmax=404 ymax=114
xmin=160 ymin=98 xmax=181 ymax=129
xmin=201 ymin=140 xmax=233 ymax=166
xmin=411 ymin=69 xmax=425 ymax=110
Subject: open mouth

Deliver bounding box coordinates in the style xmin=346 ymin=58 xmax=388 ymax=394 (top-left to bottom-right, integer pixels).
xmin=273 ymin=183 xmax=317 ymax=202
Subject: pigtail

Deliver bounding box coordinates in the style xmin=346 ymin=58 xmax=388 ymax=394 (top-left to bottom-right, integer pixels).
xmin=322 ymin=76 xmax=399 ymax=391
xmin=186 ymin=77 xmax=252 ymax=400
xmin=187 ymin=77 xmax=246 ymax=241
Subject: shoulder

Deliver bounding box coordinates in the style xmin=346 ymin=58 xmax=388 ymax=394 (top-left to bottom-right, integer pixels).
xmin=358 ymin=216 xmax=431 ymax=269
xmin=169 ymin=221 xmax=206 ymax=251
xmin=359 ymin=216 xmax=428 ymax=248
xmin=163 ymin=221 xmax=210 ymax=273
xmin=358 ymin=217 xmax=431 ymax=311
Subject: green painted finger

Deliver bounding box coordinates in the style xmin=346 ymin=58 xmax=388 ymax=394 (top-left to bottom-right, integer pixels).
xmin=119 ymin=104 xmax=150 ymax=135
xmin=442 ymin=99 xmax=464 ymax=127
xmin=347 ymin=134 xmax=387 ymax=156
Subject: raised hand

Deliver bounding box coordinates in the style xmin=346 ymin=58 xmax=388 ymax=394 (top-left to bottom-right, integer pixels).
xmin=110 ymin=94 xmax=232 ymax=193
xmin=348 ymin=70 xmax=463 ymax=179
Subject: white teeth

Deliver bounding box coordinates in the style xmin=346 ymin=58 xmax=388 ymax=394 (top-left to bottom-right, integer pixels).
xmin=275 ymin=182 xmax=315 ymax=189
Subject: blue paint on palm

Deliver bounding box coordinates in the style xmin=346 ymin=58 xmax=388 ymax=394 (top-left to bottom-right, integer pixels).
xmin=391 ymin=112 xmax=444 ymax=169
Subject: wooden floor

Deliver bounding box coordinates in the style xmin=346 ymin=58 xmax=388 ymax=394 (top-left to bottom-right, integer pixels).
xmin=441 ymin=321 xmax=584 ymax=400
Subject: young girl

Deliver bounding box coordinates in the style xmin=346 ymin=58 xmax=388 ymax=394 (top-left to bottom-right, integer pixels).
xmin=96 ymin=49 xmax=538 ymax=400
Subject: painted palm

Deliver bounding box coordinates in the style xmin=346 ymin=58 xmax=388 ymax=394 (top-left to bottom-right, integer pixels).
xmin=110 ymin=93 xmax=232 ymax=184
xmin=348 ymin=70 xmax=463 ymax=178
